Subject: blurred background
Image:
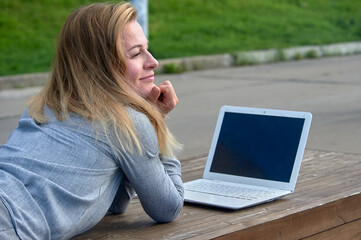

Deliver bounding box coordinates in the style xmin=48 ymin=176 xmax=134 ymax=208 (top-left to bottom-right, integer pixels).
xmin=1 ymin=0 xmax=361 ymax=76
xmin=1 ymin=0 xmax=361 ymax=159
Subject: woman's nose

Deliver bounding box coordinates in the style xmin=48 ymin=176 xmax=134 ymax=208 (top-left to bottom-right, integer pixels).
xmin=144 ymin=51 xmax=158 ymax=70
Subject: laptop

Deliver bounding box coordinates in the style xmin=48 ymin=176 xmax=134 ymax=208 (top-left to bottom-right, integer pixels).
xmin=184 ymin=105 xmax=312 ymax=210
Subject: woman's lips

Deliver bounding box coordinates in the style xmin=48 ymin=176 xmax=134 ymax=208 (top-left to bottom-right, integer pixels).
xmin=140 ymin=74 xmax=155 ymax=81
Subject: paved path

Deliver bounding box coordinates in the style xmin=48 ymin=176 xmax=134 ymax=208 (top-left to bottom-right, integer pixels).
xmin=1 ymin=55 xmax=360 ymax=159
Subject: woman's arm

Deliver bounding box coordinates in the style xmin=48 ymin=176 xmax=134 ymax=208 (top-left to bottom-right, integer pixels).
xmin=115 ymin=109 xmax=183 ymax=222
xmin=108 ymin=175 xmax=135 ymax=214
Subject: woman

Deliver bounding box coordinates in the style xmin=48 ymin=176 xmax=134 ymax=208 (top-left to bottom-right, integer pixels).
xmin=0 ymin=2 xmax=183 ymax=239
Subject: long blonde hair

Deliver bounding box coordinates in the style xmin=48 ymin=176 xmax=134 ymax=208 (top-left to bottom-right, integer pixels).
xmin=27 ymin=2 xmax=181 ymax=157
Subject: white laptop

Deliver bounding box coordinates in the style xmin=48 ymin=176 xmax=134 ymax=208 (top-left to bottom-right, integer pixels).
xmin=184 ymin=105 xmax=312 ymax=210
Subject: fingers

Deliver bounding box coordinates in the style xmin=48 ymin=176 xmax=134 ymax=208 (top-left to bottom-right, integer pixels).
xmin=154 ymin=81 xmax=179 ymax=116
xmin=147 ymin=84 xmax=161 ymax=104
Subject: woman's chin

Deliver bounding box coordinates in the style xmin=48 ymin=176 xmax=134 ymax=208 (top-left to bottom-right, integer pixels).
xmin=137 ymin=83 xmax=155 ymax=98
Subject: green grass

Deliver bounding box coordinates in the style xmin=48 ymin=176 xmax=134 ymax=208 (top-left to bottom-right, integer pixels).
xmin=1 ymin=0 xmax=361 ymax=76
xmin=0 ymin=0 xmax=100 ymax=76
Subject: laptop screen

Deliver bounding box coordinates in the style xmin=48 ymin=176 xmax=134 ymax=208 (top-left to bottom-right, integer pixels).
xmin=209 ymin=112 xmax=305 ymax=183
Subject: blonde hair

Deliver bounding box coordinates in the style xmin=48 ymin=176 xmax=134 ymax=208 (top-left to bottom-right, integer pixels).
xmin=27 ymin=2 xmax=181 ymax=157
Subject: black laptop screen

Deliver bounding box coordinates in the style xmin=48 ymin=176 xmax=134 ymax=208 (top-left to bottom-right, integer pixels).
xmin=209 ymin=112 xmax=305 ymax=182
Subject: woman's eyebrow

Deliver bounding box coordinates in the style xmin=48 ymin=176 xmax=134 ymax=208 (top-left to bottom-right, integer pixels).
xmin=127 ymin=41 xmax=149 ymax=51
xmin=127 ymin=44 xmax=143 ymax=51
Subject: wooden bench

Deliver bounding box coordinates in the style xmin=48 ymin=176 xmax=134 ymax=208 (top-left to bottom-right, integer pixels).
xmin=73 ymin=150 xmax=361 ymax=239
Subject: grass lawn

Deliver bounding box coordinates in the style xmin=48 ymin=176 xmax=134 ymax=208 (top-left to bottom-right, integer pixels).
xmin=1 ymin=0 xmax=361 ymax=76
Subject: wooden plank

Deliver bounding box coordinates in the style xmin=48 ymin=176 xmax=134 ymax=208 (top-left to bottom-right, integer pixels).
xmin=302 ymin=218 xmax=361 ymax=240
xmin=211 ymin=193 xmax=361 ymax=240
xmin=73 ymin=150 xmax=361 ymax=240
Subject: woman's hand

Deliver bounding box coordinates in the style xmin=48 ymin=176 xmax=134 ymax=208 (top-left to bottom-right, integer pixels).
xmin=147 ymin=81 xmax=178 ymax=116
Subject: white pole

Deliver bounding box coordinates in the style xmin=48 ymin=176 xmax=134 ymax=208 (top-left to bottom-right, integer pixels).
xmin=130 ymin=0 xmax=149 ymax=39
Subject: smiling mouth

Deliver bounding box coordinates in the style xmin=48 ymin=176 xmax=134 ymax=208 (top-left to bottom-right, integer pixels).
xmin=140 ymin=74 xmax=154 ymax=81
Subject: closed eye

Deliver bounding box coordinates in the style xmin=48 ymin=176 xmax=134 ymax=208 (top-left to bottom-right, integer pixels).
xmin=131 ymin=52 xmax=141 ymax=58
xmin=127 ymin=43 xmax=149 ymax=59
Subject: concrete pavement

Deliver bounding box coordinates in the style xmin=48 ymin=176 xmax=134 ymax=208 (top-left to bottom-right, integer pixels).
xmin=1 ymin=54 xmax=360 ymax=159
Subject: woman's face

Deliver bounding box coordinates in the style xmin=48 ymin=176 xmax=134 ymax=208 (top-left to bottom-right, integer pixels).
xmin=122 ymin=20 xmax=159 ymax=96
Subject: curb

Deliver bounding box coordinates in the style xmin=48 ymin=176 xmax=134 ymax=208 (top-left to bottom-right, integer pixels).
xmin=1 ymin=41 xmax=361 ymax=91
xmin=0 ymin=72 xmax=50 ymax=91
xmin=156 ymin=41 xmax=361 ymax=74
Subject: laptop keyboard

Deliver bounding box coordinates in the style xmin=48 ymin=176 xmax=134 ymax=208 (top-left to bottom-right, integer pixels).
xmin=185 ymin=181 xmax=276 ymax=200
